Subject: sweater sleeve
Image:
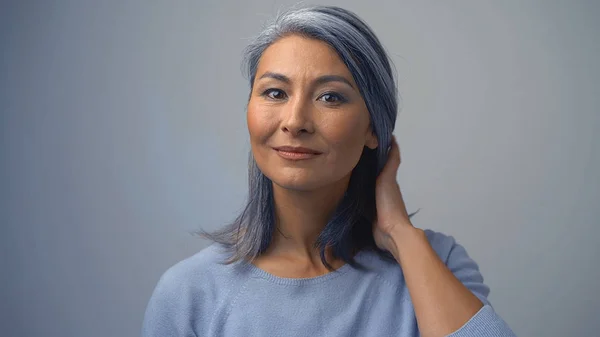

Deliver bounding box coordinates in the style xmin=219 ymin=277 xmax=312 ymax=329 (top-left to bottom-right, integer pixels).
xmin=141 ymin=268 xmax=198 ymax=337
xmin=427 ymin=231 xmax=517 ymax=337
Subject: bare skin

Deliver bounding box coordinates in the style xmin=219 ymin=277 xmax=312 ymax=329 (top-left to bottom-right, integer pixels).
xmin=247 ymin=35 xmax=483 ymax=337
xmin=373 ymin=138 xmax=484 ymax=337
xmin=248 ymin=35 xmax=377 ymax=277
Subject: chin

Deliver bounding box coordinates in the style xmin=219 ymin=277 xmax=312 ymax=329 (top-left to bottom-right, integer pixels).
xmin=255 ymin=156 xmax=352 ymax=193
xmin=269 ymin=173 xmax=325 ymax=192
xmin=266 ymin=167 xmax=353 ymax=193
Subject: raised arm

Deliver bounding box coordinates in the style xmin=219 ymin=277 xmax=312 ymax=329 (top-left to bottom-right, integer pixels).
xmin=373 ymin=137 xmax=516 ymax=337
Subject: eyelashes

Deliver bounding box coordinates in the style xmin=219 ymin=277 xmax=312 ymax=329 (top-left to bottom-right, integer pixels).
xmin=260 ymin=88 xmax=348 ymax=105
xmin=262 ymin=88 xmax=287 ymax=100
xmin=319 ymin=92 xmax=348 ymax=104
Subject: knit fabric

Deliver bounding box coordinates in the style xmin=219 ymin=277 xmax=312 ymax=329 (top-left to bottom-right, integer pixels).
xmin=142 ymin=230 xmax=516 ymax=336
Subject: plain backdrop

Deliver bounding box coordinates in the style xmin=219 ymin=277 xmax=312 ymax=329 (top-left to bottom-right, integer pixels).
xmin=1 ymin=1 xmax=599 ymax=336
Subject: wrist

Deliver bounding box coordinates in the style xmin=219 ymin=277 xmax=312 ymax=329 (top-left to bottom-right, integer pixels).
xmin=388 ymin=225 xmax=426 ymax=262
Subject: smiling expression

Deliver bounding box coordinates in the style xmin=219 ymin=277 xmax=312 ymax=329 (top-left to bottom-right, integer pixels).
xmin=247 ymin=35 xmax=378 ymax=191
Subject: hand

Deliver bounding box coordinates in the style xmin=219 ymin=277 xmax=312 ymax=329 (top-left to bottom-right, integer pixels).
xmin=373 ymin=136 xmax=415 ymax=254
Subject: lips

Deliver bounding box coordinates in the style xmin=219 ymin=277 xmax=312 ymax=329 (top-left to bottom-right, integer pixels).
xmin=273 ymin=146 xmax=321 ymax=154
xmin=273 ymin=146 xmax=322 ymax=160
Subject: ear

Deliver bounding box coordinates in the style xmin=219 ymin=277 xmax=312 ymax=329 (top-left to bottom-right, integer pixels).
xmin=365 ymin=129 xmax=379 ymax=149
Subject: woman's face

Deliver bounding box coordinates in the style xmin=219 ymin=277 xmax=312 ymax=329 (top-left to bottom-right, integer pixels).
xmin=247 ymin=35 xmax=378 ymax=191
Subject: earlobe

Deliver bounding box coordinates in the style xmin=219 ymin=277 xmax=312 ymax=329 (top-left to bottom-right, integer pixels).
xmin=366 ymin=132 xmax=378 ymax=149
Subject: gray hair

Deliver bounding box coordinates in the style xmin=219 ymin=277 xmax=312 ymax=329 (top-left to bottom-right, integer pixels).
xmin=202 ymin=5 xmax=418 ymax=268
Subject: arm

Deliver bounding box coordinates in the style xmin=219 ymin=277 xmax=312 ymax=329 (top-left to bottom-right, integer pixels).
xmin=388 ymin=226 xmax=482 ymax=336
xmin=387 ymin=227 xmax=514 ymax=337
xmin=373 ymin=137 xmax=515 ymax=337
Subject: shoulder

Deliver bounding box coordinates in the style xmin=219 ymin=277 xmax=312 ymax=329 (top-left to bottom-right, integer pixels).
xmin=360 ymin=229 xmax=480 ymax=282
xmin=422 ymin=229 xmax=482 ymax=273
xmin=423 ymin=229 xmax=463 ymax=263
xmin=160 ymin=243 xmax=230 ymax=280
xmin=148 ymin=243 xmax=244 ymax=307
xmin=423 ymin=229 xmax=491 ymax=302
xmin=142 ymin=244 xmax=244 ymax=335
xmin=361 ymin=229 xmax=490 ymax=301
xmin=142 ymin=244 xmax=249 ymax=335
xmin=362 ymin=229 xmax=464 ymax=270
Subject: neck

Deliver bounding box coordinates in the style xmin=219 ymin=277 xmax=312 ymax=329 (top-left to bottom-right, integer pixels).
xmin=266 ymin=176 xmax=350 ymax=262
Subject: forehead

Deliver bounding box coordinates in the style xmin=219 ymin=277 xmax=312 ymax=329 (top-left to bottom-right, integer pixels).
xmin=256 ymin=35 xmax=353 ymax=78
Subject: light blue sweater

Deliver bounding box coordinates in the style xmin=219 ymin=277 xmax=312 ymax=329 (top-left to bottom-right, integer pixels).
xmin=142 ymin=230 xmax=516 ymax=336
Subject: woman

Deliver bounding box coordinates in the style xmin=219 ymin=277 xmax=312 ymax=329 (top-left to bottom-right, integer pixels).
xmin=142 ymin=5 xmax=516 ymax=337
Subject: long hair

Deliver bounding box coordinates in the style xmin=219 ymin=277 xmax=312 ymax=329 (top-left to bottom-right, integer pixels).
xmin=201 ymin=5 xmax=419 ymax=269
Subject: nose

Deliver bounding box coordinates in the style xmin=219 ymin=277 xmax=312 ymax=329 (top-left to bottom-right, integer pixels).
xmin=280 ymin=97 xmax=315 ymax=136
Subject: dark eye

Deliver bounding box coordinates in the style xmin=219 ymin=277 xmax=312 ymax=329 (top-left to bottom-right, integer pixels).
xmin=318 ymin=92 xmax=346 ymax=104
xmin=263 ymin=88 xmax=287 ymax=100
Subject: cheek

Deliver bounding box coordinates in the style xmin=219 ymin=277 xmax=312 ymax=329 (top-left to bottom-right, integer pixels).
xmin=247 ymin=100 xmax=277 ymax=142
xmin=323 ymin=113 xmax=369 ymax=150
xmin=320 ymin=112 xmax=371 ymax=168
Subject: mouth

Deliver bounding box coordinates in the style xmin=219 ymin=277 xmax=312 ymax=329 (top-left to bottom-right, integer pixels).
xmin=273 ymin=146 xmax=322 ymax=160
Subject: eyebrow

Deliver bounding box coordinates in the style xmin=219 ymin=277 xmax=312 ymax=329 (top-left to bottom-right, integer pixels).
xmin=258 ymin=72 xmax=355 ymax=89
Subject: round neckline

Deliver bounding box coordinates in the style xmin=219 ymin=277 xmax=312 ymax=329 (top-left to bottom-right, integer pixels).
xmin=243 ymin=250 xmax=368 ymax=286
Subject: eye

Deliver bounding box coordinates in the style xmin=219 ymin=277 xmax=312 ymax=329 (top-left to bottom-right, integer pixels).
xmin=318 ymin=92 xmax=347 ymax=105
xmin=262 ymin=88 xmax=287 ymax=100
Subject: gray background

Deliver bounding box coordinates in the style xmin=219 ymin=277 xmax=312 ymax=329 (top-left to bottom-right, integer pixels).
xmin=1 ymin=1 xmax=599 ymax=336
